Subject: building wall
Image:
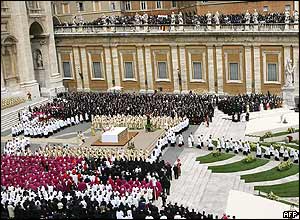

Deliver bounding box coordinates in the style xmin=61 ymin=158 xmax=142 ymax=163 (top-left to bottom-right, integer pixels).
xmin=55 ymin=31 xmax=298 ymax=95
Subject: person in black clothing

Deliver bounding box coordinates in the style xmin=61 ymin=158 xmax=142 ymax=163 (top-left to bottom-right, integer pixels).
xmin=173 ymin=165 xmax=179 ymax=179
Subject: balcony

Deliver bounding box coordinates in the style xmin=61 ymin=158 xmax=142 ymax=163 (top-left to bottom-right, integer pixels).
xmin=54 ymin=23 xmax=299 ymax=35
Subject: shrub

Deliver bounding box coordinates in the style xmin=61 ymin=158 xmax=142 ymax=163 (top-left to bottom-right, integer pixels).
xmin=267 ymin=191 xmax=279 ymax=201
xmin=263 ymin=131 xmax=273 ymax=138
xmin=145 ymin=123 xmax=153 ymax=132
xmin=243 ymin=155 xmax=256 ymax=163
xmin=277 ymin=159 xmax=293 ymax=171
xmin=287 ymin=127 xmax=296 ymax=133
xmin=212 ymin=150 xmax=221 ymax=157
xmin=127 ymin=141 xmax=135 ymax=150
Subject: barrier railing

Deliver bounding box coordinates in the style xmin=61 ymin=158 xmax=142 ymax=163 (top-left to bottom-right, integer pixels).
xmin=54 ymin=23 xmax=298 ymax=34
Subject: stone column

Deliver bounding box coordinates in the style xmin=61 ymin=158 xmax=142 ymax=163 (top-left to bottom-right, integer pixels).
xmin=137 ymin=46 xmax=146 ymax=92
xmin=104 ymin=46 xmax=113 ymax=89
xmin=171 ymin=45 xmax=180 ymax=93
xmin=10 ymin=1 xmax=39 ymax=97
xmin=215 ymin=46 xmax=223 ymax=94
xmin=73 ymin=47 xmax=83 ymax=91
xmin=111 ymin=47 xmax=121 ymax=87
xmin=253 ymin=46 xmax=261 ymax=93
xmin=43 ymin=1 xmax=64 ymax=95
xmin=179 ymin=46 xmax=188 ymax=93
xmin=207 ymin=46 xmax=215 ymax=93
xmin=145 ymin=46 xmax=154 ymax=92
xmin=245 ymin=46 xmax=252 ymax=94
xmin=79 ymin=47 xmax=90 ymax=91
xmin=293 ymin=46 xmax=299 ymax=95
xmin=1 ymin=66 xmax=6 ymax=93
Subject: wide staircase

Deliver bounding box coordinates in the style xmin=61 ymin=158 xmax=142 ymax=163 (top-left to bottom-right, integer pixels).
xmin=1 ymin=97 xmax=49 ymax=133
xmin=154 ymin=148 xmax=255 ymax=217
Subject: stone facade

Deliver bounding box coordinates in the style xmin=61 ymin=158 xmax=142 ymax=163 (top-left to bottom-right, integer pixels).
xmin=55 ymin=28 xmax=299 ymax=95
xmin=1 ymin=1 xmax=64 ymax=98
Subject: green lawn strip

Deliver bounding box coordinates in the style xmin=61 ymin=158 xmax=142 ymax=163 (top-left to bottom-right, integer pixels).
xmin=241 ymin=164 xmax=299 ymax=183
xmin=196 ymin=152 xmax=235 ymax=164
xmin=254 ymin=180 xmax=299 ymax=197
xmin=208 ymin=158 xmax=269 ymax=173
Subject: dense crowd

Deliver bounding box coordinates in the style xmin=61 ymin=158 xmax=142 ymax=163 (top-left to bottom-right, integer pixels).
xmin=217 ymin=93 xmax=283 ymax=115
xmin=55 ymin=10 xmax=298 ymax=27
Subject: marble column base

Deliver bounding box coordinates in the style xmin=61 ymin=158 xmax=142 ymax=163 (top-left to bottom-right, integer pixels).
xmin=20 ymin=80 xmax=40 ymax=98
xmin=282 ymin=86 xmax=296 ymax=108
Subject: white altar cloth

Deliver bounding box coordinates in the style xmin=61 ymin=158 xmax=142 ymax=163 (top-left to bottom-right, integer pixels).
xmin=102 ymin=127 xmax=127 ymax=143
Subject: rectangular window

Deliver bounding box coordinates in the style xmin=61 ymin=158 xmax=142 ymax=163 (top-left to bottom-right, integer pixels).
xmin=156 ymin=1 xmax=162 ymax=9
xmin=62 ymin=3 xmax=69 ymax=14
xmin=229 ymin=63 xmax=239 ymax=80
xmin=111 ymin=2 xmax=116 ymax=11
xmin=124 ymin=62 xmax=134 ymax=79
xmin=158 ymin=62 xmax=167 ymax=79
xmin=93 ymin=1 xmax=101 ymax=11
xmin=77 ymin=2 xmax=84 ymax=11
xmin=92 ymin=62 xmax=102 ymax=79
xmin=193 ymin=62 xmax=202 ymax=80
xmin=172 ymin=1 xmax=177 ymax=8
xmin=140 ymin=1 xmax=147 ymax=10
xmin=125 ymin=1 xmax=131 ymax=10
xmin=285 ymin=5 xmax=291 ymax=11
xmin=62 ymin=61 xmax=72 ymax=78
xmin=263 ymin=6 xmax=269 ymax=12
xmin=267 ymin=63 xmax=277 ymax=81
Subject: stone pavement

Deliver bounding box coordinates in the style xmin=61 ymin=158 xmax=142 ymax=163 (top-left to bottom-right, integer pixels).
xmin=194 ymin=109 xmax=247 ymax=141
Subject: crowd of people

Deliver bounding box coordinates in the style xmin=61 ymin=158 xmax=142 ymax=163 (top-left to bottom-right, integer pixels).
xmin=12 ymin=92 xmax=214 ymax=138
xmin=55 ymin=9 xmax=298 ymax=27
xmin=92 ymin=114 xmax=184 ymax=130
xmin=217 ymin=93 xmax=283 ymax=115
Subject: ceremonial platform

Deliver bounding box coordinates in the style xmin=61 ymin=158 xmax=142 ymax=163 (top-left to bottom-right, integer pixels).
xmin=91 ymin=129 xmax=138 ymax=147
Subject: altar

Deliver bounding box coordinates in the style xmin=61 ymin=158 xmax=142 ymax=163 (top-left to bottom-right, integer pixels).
xmin=102 ymin=127 xmax=128 ymax=143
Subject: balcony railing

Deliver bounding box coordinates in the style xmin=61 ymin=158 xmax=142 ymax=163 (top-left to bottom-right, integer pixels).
xmin=54 ymin=23 xmax=299 ymax=34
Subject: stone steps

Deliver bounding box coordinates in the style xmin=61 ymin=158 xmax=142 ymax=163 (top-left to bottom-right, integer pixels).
xmin=1 ymin=98 xmax=49 ymax=132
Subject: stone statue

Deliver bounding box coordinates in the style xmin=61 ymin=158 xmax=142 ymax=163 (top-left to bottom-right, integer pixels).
xmin=178 ymin=12 xmax=183 ymax=25
xmin=171 ymin=12 xmax=176 ymax=25
xmin=110 ymin=15 xmax=116 ymax=25
xmin=78 ymin=14 xmax=84 ymax=25
xmin=214 ymin=11 xmax=220 ymax=25
xmin=102 ymin=15 xmax=108 ymax=26
xmin=143 ymin=12 xmax=148 ymax=24
xmin=206 ymin=11 xmax=212 ymax=24
xmin=72 ymin=15 xmax=78 ymax=25
xmin=245 ymin=10 xmax=251 ymax=24
xmin=285 ymin=59 xmax=295 ymax=87
xmin=253 ymin=9 xmax=258 ymax=24
xmin=34 ymin=50 xmax=43 ymax=68
xmin=293 ymin=10 xmax=298 ymax=23
xmin=285 ymin=9 xmax=290 ymax=24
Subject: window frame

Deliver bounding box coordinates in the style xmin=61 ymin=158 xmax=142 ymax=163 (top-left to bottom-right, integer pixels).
xmin=91 ymin=61 xmax=103 ymax=80
xmin=228 ymin=62 xmax=240 ymax=82
xmin=62 ymin=61 xmax=72 ymax=79
xmin=266 ymin=63 xmax=278 ymax=82
xmin=125 ymin=1 xmax=131 ymax=11
xmin=140 ymin=1 xmax=147 ymax=10
xmin=191 ymin=61 xmax=203 ymax=81
xmin=62 ymin=3 xmax=70 ymax=14
xmin=124 ymin=61 xmax=135 ymax=80
xmin=171 ymin=1 xmax=177 ymax=8
xmin=156 ymin=1 xmax=162 ymax=9
xmin=77 ymin=2 xmax=84 ymax=12
xmin=263 ymin=5 xmax=269 ymax=12
xmin=157 ymin=61 xmax=168 ymax=80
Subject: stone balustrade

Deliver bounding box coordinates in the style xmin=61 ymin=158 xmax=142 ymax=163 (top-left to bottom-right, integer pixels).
xmin=54 ymin=23 xmax=298 ymax=34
